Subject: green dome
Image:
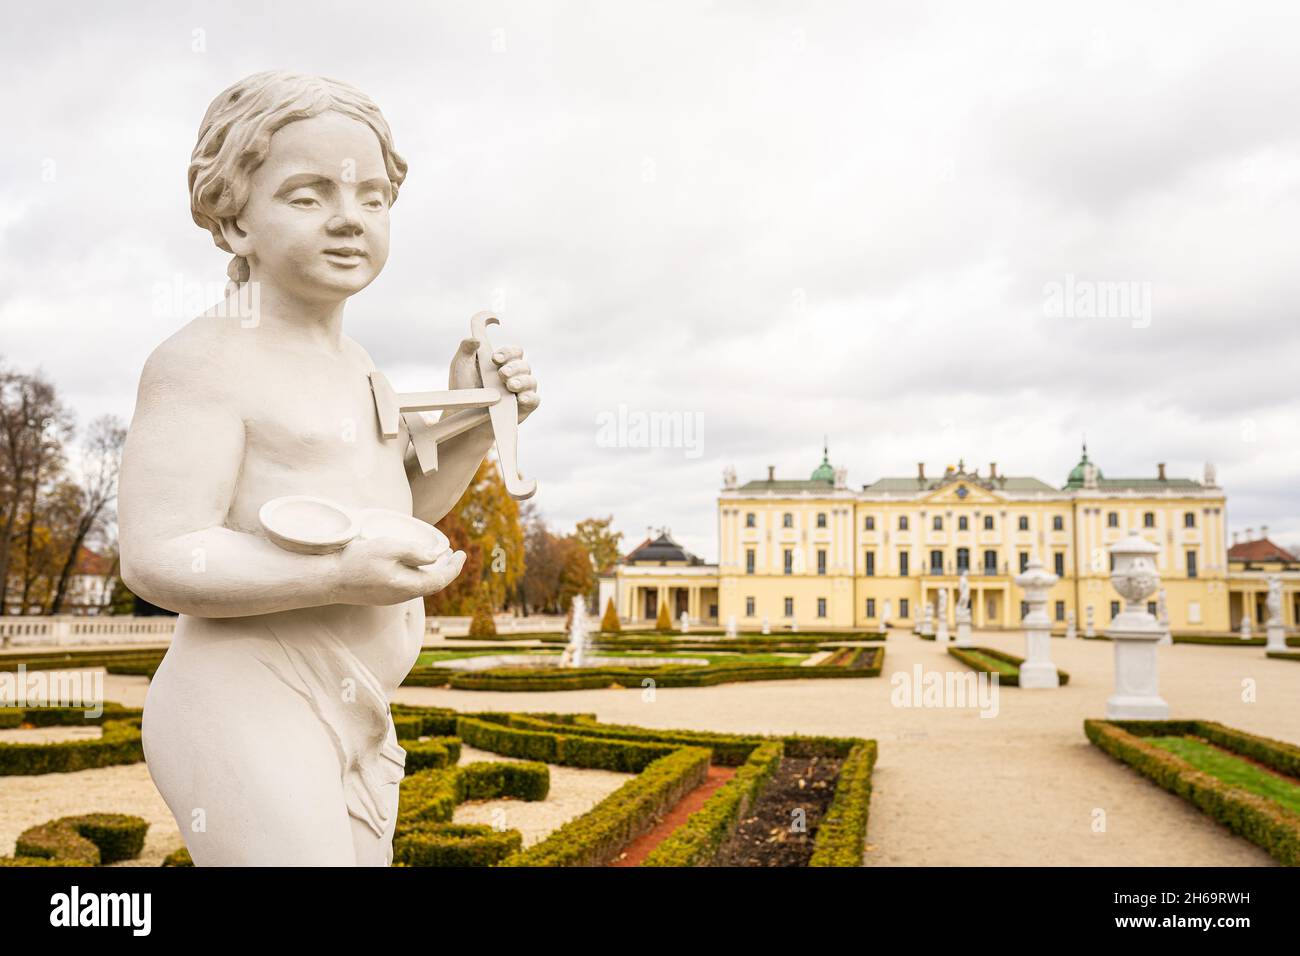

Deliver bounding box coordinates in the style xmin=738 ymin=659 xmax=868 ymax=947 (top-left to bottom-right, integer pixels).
xmin=1065 ymin=445 xmax=1102 ymax=488
xmin=811 ymin=444 xmax=835 ymax=482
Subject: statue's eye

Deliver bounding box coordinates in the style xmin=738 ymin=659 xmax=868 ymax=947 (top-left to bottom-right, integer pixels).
xmin=289 ymin=195 xmax=319 ymax=208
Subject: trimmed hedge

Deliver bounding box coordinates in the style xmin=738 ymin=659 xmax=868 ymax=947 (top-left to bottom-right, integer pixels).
xmin=162 ymin=846 xmax=194 ymax=867
xmin=443 ymin=650 xmax=884 ymax=692
xmin=0 ymin=718 xmax=143 ymax=775
xmin=390 ymin=705 xmax=458 ymax=737
xmin=1267 ymin=651 xmax=1300 ymax=662
xmin=13 ymin=813 xmax=148 ymax=866
xmin=501 ymin=747 xmax=711 ymax=867
xmin=456 ymin=717 xmax=680 ymax=772
xmin=501 ymin=714 xmax=761 ymax=766
xmin=641 ymin=742 xmax=783 ymax=866
xmin=394 ymin=823 xmax=522 ymax=867
xmin=1084 ymin=719 xmax=1300 ymax=866
xmin=403 ymin=736 xmax=463 ymax=772
xmin=947 ymin=645 xmax=1071 ymax=687
xmin=398 ymin=759 xmax=551 ymax=827
xmin=1107 ymin=719 xmax=1300 ymax=782
xmin=809 ymin=741 xmax=878 ymax=866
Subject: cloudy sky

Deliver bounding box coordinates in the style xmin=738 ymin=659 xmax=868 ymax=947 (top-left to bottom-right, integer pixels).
xmin=3 ymin=0 xmax=1299 ymax=561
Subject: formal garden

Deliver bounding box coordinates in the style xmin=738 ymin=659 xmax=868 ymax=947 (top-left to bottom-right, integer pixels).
xmin=0 ymin=701 xmax=875 ymax=867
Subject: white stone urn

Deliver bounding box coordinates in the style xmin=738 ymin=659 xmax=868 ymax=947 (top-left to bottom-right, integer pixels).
xmin=1014 ymin=557 xmax=1059 ymax=688
xmin=1104 ymin=534 xmax=1168 ymax=719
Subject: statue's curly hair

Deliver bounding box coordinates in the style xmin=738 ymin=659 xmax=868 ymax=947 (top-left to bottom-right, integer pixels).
xmin=188 ymin=71 xmax=408 ymax=293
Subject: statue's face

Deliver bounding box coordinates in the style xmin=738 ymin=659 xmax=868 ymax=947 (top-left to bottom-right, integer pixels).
xmin=233 ymin=112 xmax=392 ymax=301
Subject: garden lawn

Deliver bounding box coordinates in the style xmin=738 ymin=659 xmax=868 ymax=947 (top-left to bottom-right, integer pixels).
xmin=1147 ymin=736 xmax=1300 ymax=816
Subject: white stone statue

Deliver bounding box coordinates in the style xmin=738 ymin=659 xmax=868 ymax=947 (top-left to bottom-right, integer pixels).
xmin=1065 ymin=608 xmax=1076 ymax=640
xmin=1104 ymin=535 xmax=1168 ymax=719
xmin=1265 ymin=575 xmax=1285 ymax=652
xmin=935 ymin=588 xmax=950 ymax=644
xmin=725 ymin=614 xmax=738 ymax=639
xmin=118 ymin=73 xmax=541 ymax=867
xmin=1014 ymin=557 xmax=1060 ymax=688
xmin=1240 ymin=612 xmax=1253 ymax=640
xmin=956 ymin=571 xmax=970 ymax=616
xmin=678 ymin=610 xmax=690 ymax=633
xmin=722 ymin=465 xmax=737 ymax=490
xmin=1084 ymin=604 xmax=1096 ymax=639
xmin=761 ymin=615 xmax=771 ymax=635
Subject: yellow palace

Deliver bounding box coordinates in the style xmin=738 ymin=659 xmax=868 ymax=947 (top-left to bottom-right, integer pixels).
xmin=599 ymin=446 xmax=1299 ymax=635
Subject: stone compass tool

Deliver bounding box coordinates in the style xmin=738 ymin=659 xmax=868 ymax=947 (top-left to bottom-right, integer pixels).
xmin=368 ymin=311 xmax=537 ymax=500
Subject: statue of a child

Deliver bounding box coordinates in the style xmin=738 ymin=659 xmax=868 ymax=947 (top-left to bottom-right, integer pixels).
xmin=118 ymin=72 xmax=540 ymax=865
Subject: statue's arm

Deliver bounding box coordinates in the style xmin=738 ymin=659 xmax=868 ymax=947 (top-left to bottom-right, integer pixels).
xmin=118 ymin=344 xmax=354 ymax=618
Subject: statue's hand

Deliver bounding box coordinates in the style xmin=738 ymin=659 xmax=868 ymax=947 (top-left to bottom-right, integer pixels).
xmin=335 ymin=537 xmax=466 ymax=606
xmin=450 ymin=338 xmax=540 ymax=424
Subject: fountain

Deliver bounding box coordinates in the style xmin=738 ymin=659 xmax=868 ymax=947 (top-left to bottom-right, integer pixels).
xmin=563 ymin=594 xmax=590 ymax=668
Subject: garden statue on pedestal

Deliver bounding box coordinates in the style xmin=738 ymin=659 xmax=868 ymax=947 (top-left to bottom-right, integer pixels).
xmin=1104 ymin=535 xmax=1169 ymax=719
xmin=1266 ymin=575 xmax=1286 ymax=652
xmin=1014 ymin=557 xmax=1060 ymax=689
xmin=118 ymin=72 xmax=541 ymax=866
xmin=1065 ymin=609 xmax=1076 ymax=640
xmin=954 ymin=570 xmax=973 ymax=648
xmin=935 ymin=589 xmax=950 ymax=644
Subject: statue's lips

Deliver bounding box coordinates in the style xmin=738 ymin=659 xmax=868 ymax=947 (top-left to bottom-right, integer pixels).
xmin=322 ymin=247 xmax=367 ymax=266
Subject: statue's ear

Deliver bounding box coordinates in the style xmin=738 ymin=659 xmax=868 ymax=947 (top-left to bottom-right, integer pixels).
xmin=218 ymin=216 xmax=254 ymax=258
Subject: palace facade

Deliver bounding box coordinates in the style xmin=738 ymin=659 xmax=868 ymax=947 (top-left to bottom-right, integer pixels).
xmin=600 ymin=447 xmax=1300 ymax=636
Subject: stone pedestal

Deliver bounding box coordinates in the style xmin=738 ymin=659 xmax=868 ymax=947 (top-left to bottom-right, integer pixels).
xmin=1104 ymin=534 xmax=1169 ymax=720
xmin=1065 ymin=609 xmax=1077 ymax=640
xmin=1015 ymin=558 xmax=1059 ymax=689
xmin=954 ymin=609 xmax=973 ymax=648
xmin=1267 ymin=622 xmax=1286 ymax=652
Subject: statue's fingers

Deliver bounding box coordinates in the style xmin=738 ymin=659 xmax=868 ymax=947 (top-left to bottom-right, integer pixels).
xmin=491 ymin=345 xmax=524 ymax=364
xmin=498 ymin=359 xmax=530 ymax=378
xmin=505 ymin=373 xmax=536 ymax=393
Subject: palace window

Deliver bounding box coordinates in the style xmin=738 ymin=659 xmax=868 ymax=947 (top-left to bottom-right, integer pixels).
xmin=930 ymin=550 xmax=944 ymax=574
xmin=983 ymin=550 xmax=998 ymax=574
xmin=899 ymin=516 xmax=909 ymax=530
xmin=865 ymin=551 xmax=875 ymax=576
xmin=745 ymin=596 xmax=755 ymax=616
xmin=745 ymin=549 xmax=755 ymax=575
xmin=933 ymin=516 xmax=943 ymax=531
xmin=1054 ymin=552 xmax=1065 ymax=577
xmin=1184 ymin=512 xmax=1196 ymax=528
xmin=1143 ymin=512 xmax=1155 ymax=528
xmin=1187 ymin=551 xmax=1198 ymax=578
xmin=1019 ymin=551 xmax=1029 ymax=573
xmin=784 ymin=597 xmax=794 ymax=617
xmin=783 ymin=513 xmax=793 ymax=528
xmin=865 ymin=516 xmax=875 ymax=531
xmin=817 ymin=597 xmax=827 ymax=618
xmin=1147 ymin=601 xmax=1157 ymax=616
xmin=1052 ymin=515 xmax=1064 ymax=531
xmin=1107 ymin=512 xmax=1119 ymax=528
xmin=745 ymin=512 xmax=756 ymax=528
xmin=984 ymin=515 xmax=994 ymax=530
xmin=866 ymin=598 xmax=876 ymax=618
xmin=1110 ymin=600 xmax=1121 ymax=620
xmin=1018 ymin=516 xmax=1029 ymax=531
xmin=817 ymin=512 xmax=827 ymax=529
xmin=900 ymin=598 xmax=910 ymax=618
xmin=958 ymin=516 xmax=969 ymax=531
xmin=1055 ymin=600 xmax=1065 ymax=621
xmin=783 ymin=549 xmax=793 ymax=575
xmin=956 ymin=548 xmax=970 ymax=571
xmin=899 ymin=552 xmax=910 ymax=576
xmin=817 ymin=549 xmax=827 ymax=576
